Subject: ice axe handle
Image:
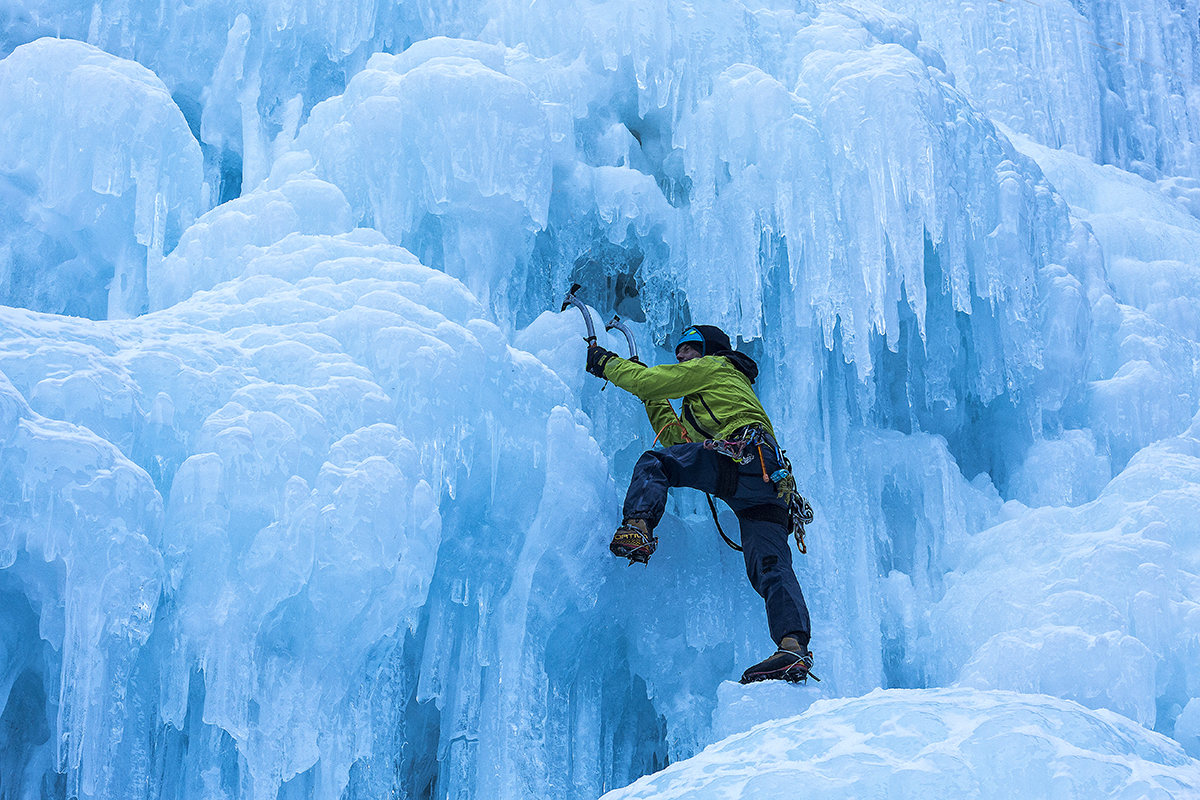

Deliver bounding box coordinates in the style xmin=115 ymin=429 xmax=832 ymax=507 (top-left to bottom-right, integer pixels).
xmin=561 ymin=283 xmax=597 ymax=344
xmin=605 ymin=316 xmax=641 ymax=364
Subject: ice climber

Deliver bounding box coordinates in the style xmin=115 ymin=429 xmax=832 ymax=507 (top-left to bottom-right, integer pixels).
xmin=586 ymin=325 xmax=815 ymax=684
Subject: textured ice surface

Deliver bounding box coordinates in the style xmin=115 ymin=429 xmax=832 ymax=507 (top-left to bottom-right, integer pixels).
xmin=3 ymin=0 xmax=1200 ymax=797
xmin=292 ymin=41 xmax=553 ymax=316
xmin=711 ymin=679 xmax=825 ymax=741
xmin=893 ymin=0 xmax=1200 ymax=179
xmin=148 ymin=153 xmax=355 ymax=310
xmin=1005 ymin=130 xmax=1200 ymax=470
xmin=0 ymin=371 xmax=164 ymax=798
xmin=0 ymin=38 xmax=203 ymax=318
xmin=921 ymin=416 xmax=1200 ymax=730
xmin=605 ymin=688 xmax=1200 ymax=799
xmin=0 ymin=172 xmax=602 ymax=797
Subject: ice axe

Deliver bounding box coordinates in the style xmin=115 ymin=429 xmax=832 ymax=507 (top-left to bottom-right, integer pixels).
xmin=560 ymin=283 xmax=597 ymax=344
xmin=605 ymin=315 xmax=642 ymax=365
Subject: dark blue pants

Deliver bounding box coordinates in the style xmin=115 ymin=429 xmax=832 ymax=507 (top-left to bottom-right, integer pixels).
xmin=622 ymin=441 xmax=811 ymax=647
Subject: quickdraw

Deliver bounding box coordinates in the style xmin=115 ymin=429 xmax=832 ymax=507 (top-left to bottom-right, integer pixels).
xmin=703 ymin=437 xmax=754 ymax=463
xmin=704 ymin=428 xmax=814 ymax=556
xmin=702 ymin=425 xmax=774 ymax=466
xmin=789 ymin=491 xmax=814 ymax=554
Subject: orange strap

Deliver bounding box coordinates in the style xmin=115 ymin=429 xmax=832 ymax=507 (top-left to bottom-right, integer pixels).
xmin=653 ymin=420 xmax=692 ymax=446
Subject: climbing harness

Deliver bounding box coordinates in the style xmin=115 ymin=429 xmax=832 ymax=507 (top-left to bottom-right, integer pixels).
xmin=701 ymin=426 xmax=814 ymax=555
xmin=653 ymin=414 xmax=815 ymax=555
xmin=702 ymin=436 xmax=755 ymax=464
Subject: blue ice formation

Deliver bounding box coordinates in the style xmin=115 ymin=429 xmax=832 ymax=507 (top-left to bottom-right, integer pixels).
xmin=1 ymin=0 xmax=1199 ymax=797
xmin=609 ymin=687 xmax=1200 ymax=798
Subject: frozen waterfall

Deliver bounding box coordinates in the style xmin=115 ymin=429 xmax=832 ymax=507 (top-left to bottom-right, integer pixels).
xmin=2 ymin=0 xmax=1200 ymax=797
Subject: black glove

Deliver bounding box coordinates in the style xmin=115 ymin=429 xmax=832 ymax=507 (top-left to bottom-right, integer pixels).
xmin=586 ymin=344 xmax=617 ymax=378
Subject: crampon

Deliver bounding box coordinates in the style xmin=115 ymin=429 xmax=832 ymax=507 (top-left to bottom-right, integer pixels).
xmin=610 ymin=521 xmax=658 ymax=565
xmin=739 ymin=647 xmax=820 ymax=684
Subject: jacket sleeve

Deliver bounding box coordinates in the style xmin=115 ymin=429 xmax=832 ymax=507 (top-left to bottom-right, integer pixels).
xmin=603 ymin=356 xmax=718 ymax=401
xmin=643 ymin=399 xmax=688 ymax=446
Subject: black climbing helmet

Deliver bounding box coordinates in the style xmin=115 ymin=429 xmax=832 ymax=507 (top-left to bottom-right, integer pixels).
xmin=675 ymin=325 xmax=732 ymax=357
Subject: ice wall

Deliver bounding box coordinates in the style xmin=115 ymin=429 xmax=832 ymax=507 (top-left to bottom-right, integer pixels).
xmin=893 ymin=0 xmax=1200 ymax=179
xmin=0 ymin=371 xmax=163 ymax=799
xmin=292 ymin=42 xmax=553 ymax=318
xmin=1001 ymin=130 xmax=1200 ymax=472
xmin=2 ymin=0 xmax=1200 ymax=797
xmin=0 ymin=168 xmax=777 ymax=798
xmin=0 ymin=39 xmax=202 ymax=318
xmin=0 ymin=166 xmax=622 ymax=799
xmin=258 ymin=2 xmax=1113 ymax=714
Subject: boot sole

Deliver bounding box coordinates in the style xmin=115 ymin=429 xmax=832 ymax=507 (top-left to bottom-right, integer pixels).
xmin=609 ymin=535 xmax=657 ymax=564
xmin=739 ymin=658 xmax=820 ymax=685
xmin=610 ymin=541 xmax=655 ymax=564
xmin=739 ymin=667 xmax=819 ymax=685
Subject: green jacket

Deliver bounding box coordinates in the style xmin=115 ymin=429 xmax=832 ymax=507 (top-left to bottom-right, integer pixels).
xmin=603 ymin=353 xmax=775 ymax=446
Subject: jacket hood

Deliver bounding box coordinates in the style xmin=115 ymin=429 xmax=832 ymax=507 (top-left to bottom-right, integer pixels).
xmin=718 ymin=350 xmax=759 ymax=384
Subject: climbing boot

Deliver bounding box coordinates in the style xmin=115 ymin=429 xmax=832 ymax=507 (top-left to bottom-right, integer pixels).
xmin=739 ymin=636 xmax=819 ymax=684
xmin=610 ymin=519 xmax=657 ymax=565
